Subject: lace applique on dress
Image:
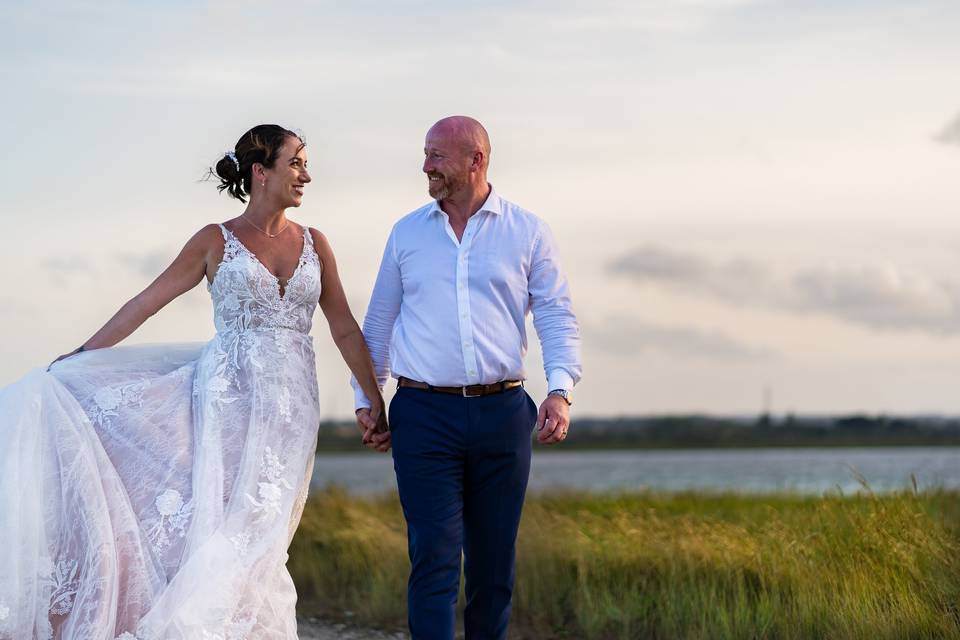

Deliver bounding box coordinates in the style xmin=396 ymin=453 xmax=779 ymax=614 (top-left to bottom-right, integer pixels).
xmin=143 ymin=489 xmax=193 ymax=556
xmin=199 ymin=610 xmax=257 ymax=640
xmin=202 ymin=361 xmax=239 ymax=409
xmin=88 ymin=379 xmax=148 ymax=428
xmin=209 ymin=224 xmax=321 ymax=336
xmin=245 ymin=447 xmax=293 ymax=523
xmin=44 ymin=558 xmax=80 ymax=615
xmin=217 ymin=223 xmax=245 ymax=263
xmin=230 ymin=531 xmax=251 ymax=557
xmin=278 ymin=386 xmax=292 ymax=423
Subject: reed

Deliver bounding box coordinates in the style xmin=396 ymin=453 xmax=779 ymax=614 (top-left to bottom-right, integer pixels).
xmin=289 ymin=487 xmax=960 ymax=639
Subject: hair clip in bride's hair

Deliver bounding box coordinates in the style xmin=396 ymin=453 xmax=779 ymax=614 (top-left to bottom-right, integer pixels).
xmin=226 ymin=151 xmax=240 ymax=171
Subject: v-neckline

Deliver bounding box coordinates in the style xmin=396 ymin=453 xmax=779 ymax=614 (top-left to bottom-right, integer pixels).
xmin=225 ymin=225 xmax=308 ymax=301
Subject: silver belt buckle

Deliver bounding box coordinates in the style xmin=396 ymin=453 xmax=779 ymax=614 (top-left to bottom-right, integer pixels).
xmin=462 ymin=385 xmax=482 ymax=398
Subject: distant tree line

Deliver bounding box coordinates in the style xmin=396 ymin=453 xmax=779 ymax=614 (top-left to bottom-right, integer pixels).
xmin=316 ymin=414 xmax=960 ymax=452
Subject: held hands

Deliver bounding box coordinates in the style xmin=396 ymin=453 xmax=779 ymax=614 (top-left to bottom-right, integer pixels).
xmin=536 ymin=394 xmax=571 ymax=445
xmin=355 ymin=406 xmax=391 ymax=452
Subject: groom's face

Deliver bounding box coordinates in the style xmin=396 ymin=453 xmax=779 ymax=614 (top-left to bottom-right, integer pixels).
xmin=423 ymin=128 xmax=470 ymax=201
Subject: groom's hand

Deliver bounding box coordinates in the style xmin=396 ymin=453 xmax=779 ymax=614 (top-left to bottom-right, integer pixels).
xmin=536 ymin=395 xmax=570 ymax=445
xmin=355 ymin=408 xmax=392 ymax=453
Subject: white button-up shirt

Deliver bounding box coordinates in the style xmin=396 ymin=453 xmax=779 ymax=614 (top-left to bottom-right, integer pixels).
xmin=353 ymin=187 xmax=581 ymax=409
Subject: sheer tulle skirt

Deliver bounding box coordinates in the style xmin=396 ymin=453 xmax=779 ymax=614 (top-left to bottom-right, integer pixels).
xmin=0 ymin=333 xmax=320 ymax=639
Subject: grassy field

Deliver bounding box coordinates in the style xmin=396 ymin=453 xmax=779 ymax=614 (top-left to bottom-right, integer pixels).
xmin=289 ymin=487 xmax=960 ymax=639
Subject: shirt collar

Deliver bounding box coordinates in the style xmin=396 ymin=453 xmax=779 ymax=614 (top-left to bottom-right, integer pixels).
xmin=429 ymin=184 xmax=502 ymax=217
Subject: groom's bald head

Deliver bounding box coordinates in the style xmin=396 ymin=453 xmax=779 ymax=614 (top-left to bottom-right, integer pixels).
xmin=427 ymin=116 xmax=491 ymax=171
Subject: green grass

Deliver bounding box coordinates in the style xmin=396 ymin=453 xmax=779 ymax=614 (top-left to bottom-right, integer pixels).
xmin=289 ymin=487 xmax=960 ymax=639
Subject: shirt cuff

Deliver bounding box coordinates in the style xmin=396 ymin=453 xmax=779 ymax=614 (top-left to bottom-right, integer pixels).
xmin=353 ymin=385 xmax=373 ymax=411
xmin=546 ymin=369 xmax=575 ymax=393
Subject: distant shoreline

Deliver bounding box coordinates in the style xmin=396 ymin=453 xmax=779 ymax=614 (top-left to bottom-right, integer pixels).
xmin=316 ymin=414 xmax=960 ymax=451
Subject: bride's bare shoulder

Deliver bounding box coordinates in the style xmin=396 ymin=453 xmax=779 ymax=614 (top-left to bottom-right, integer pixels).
xmin=169 ymin=224 xmax=231 ymax=261
xmin=307 ymin=226 xmax=332 ymax=251
xmin=305 ymin=226 xmax=328 ymax=243
xmin=189 ymin=223 xmax=229 ymax=245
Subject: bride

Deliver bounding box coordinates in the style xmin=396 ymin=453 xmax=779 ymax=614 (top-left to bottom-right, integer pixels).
xmin=0 ymin=124 xmax=390 ymax=639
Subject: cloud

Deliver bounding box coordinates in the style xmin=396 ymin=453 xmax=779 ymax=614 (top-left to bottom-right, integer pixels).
xmin=117 ymin=250 xmax=173 ymax=279
xmin=609 ymin=245 xmax=773 ymax=303
xmin=936 ymin=112 xmax=960 ymax=145
xmin=587 ymin=316 xmax=774 ymax=361
xmin=789 ymin=264 xmax=956 ymax=332
xmin=42 ymin=255 xmax=95 ymax=275
xmin=42 ymin=256 xmax=97 ymax=289
xmin=610 ymin=245 xmax=960 ymax=334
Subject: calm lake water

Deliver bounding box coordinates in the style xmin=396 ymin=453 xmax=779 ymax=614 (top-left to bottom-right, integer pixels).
xmin=311 ymin=447 xmax=960 ymax=496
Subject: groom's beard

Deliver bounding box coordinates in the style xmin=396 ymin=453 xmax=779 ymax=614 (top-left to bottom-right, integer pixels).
xmin=428 ymin=171 xmax=464 ymax=201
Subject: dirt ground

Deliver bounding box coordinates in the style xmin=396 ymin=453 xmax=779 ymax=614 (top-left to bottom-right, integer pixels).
xmin=297 ymin=617 xmax=409 ymax=640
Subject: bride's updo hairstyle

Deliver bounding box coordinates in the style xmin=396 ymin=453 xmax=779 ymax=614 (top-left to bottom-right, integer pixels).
xmin=214 ymin=124 xmax=303 ymax=203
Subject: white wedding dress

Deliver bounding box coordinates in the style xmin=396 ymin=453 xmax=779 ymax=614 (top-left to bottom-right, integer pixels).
xmin=0 ymin=224 xmax=323 ymax=639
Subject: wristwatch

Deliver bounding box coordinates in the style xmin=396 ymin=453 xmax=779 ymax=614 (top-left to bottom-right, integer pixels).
xmin=548 ymin=389 xmax=572 ymax=406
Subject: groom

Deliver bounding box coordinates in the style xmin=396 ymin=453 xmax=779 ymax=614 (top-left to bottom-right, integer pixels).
xmin=354 ymin=116 xmax=581 ymax=639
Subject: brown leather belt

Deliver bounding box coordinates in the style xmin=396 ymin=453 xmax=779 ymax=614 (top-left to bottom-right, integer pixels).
xmin=397 ymin=376 xmax=523 ymax=398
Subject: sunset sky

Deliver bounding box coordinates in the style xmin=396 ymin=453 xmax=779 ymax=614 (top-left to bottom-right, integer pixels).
xmin=1 ymin=0 xmax=959 ymax=417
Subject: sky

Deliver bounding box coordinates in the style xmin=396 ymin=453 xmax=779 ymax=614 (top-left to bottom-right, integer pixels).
xmin=1 ymin=0 xmax=959 ymax=418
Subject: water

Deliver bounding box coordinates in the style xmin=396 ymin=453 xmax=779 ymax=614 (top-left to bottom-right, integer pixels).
xmin=311 ymin=447 xmax=960 ymax=496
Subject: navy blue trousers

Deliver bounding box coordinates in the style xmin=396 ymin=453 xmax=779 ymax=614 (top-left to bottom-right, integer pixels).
xmin=389 ymin=386 xmax=537 ymax=640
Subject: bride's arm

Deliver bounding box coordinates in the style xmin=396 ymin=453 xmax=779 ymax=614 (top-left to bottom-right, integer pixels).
xmin=50 ymin=225 xmax=220 ymax=364
xmin=311 ymin=229 xmax=389 ymax=442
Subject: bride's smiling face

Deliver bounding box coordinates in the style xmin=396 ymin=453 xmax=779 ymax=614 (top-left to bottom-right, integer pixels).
xmin=260 ymin=136 xmax=311 ymax=208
